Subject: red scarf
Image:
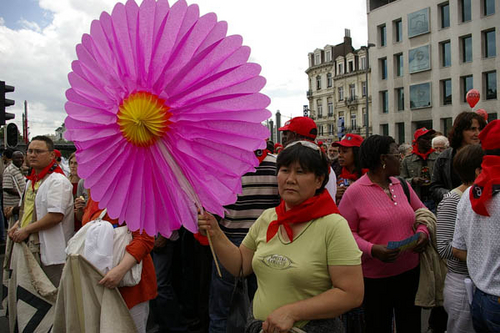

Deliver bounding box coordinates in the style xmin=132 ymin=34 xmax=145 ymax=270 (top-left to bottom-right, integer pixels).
xmin=338 ymin=167 xmax=368 ymax=181
xmin=470 ymin=155 xmax=500 ymax=217
xmin=266 ymin=190 xmax=339 ymax=242
xmin=412 ymin=144 xmax=435 ymax=160
xmin=26 ymin=159 xmax=65 ymax=190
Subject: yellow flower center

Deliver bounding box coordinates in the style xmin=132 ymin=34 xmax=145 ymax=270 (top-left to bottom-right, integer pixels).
xmin=117 ymin=92 xmax=171 ymax=147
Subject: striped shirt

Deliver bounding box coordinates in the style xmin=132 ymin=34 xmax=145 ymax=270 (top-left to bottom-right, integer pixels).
xmin=3 ymin=163 xmax=26 ymax=209
xmin=219 ymin=154 xmax=280 ymax=237
xmin=436 ymin=189 xmax=468 ymax=275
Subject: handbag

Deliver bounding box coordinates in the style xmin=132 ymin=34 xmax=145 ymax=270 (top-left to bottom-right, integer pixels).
xmin=226 ymin=271 xmax=250 ymax=333
xmin=65 ymin=209 xmax=142 ymax=287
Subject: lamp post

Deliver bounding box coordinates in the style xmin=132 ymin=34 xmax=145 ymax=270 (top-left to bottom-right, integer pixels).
xmin=362 ymin=43 xmax=375 ymax=138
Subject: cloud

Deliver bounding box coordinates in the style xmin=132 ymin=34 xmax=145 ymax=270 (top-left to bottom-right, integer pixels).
xmin=1 ymin=0 xmax=367 ymax=137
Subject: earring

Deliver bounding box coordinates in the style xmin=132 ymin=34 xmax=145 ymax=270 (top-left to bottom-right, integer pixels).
xmin=383 ymin=163 xmax=386 ymax=169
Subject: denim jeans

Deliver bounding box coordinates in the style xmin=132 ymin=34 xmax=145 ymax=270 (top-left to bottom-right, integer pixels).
xmin=209 ymin=234 xmax=257 ymax=333
xmin=471 ymin=288 xmax=500 ymax=332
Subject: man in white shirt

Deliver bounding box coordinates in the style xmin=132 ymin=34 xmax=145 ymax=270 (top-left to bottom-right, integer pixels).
xmin=8 ymin=136 xmax=74 ymax=286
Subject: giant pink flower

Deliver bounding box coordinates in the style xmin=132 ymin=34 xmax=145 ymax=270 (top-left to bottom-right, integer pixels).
xmin=64 ymin=0 xmax=271 ymax=236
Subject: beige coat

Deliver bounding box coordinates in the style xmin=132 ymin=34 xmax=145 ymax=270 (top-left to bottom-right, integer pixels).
xmin=413 ymin=208 xmax=448 ymax=307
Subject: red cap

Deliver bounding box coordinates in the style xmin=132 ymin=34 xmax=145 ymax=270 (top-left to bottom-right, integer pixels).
xmin=413 ymin=127 xmax=436 ymax=141
xmin=278 ymin=117 xmax=317 ymax=140
xmin=54 ymin=149 xmax=62 ymax=158
xmin=332 ymin=134 xmax=363 ymax=148
xmin=479 ymin=119 xmax=500 ymax=150
xmin=318 ymin=141 xmax=324 ymax=146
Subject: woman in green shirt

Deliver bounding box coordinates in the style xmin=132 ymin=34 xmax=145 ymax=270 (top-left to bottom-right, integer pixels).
xmin=198 ymin=141 xmax=363 ymax=332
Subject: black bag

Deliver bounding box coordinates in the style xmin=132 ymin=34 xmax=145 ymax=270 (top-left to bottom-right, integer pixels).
xmin=226 ymin=274 xmax=250 ymax=333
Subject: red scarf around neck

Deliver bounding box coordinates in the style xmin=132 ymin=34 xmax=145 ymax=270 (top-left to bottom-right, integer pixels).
xmin=338 ymin=167 xmax=368 ymax=181
xmin=412 ymin=144 xmax=435 ymax=160
xmin=470 ymin=155 xmax=500 ymax=217
xmin=266 ymin=190 xmax=340 ymax=242
xmin=26 ymin=159 xmax=65 ymax=190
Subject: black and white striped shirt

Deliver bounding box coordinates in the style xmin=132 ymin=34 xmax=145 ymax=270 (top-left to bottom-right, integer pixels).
xmin=436 ymin=189 xmax=469 ymax=275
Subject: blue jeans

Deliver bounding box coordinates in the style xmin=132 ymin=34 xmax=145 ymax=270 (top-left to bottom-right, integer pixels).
xmin=209 ymin=234 xmax=257 ymax=333
xmin=471 ymin=288 xmax=500 ymax=332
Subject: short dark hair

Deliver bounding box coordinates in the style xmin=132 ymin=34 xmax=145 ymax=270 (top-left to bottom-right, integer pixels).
xmin=30 ymin=136 xmax=54 ymax=151
xmin=359 ymin=135 xmax=396 ymax=171
xmin=276 ymin=143 xmax=329 ymax=195
xmin=453 ymin=144 xmax=484 ymax=184
xmin=448 ymin=111 xmax=487 ymax=150
xmin=3 ymin=148 xmax=14 ymax=159
xmin=266 ymin=140 xmax=275 ymax=153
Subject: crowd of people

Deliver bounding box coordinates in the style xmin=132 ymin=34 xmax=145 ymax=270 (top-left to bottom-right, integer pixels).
xmin=0 ymin=110 xmax=499 ymax=333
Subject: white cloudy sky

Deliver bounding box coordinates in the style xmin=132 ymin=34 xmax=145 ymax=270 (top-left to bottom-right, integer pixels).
xmin=0 ymin=0 xmax=367 ymax=137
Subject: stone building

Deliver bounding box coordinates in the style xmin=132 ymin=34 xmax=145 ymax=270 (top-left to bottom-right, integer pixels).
xmin=306 ymin=30 xmax=372 ymax=144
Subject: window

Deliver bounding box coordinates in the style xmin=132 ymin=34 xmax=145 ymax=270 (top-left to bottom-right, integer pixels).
xmin=485 ymin=71 xmax=497 ymax=99
xmin=327 ymin=73 xmax=332 ymax=88
xmin=440 ymin=3 xmax=450 ymax=28
xmin=397 ymin=123 xmax=405 ymax=144
xmin=379 ymin=24 xmax=387 ymax=47
xmin=351 ymin=114 xmax=357 ymax=129
xmin=317 ymin=100 xmax=323 ymax=118
xmin=441 ymin=41 xmax=451 ymax=67
xmin=360 ymin=57 xmax=366 ymax=70
xmin=315 ymin=54 xmax=320 ymax=65
xmin=410 ymin=82 xmax=432 ymax=109
xmin=484 ymin=29 xmax=496 ymax=58
xmin=461 ymin=0 xmax=471 ymax=22
xmin=408 ymin=8 xmax=430 ymax=37
xmin=396 ymin=87 xmax=404 ymax=111
xmin=484 ymin=0 xmax=495 ymax=15
xmin=338 ymin=87 xmax=344 ymax=101
xmin=348 ymin=61 xmax=354 ymax=73
xmin=380 ymin=58 xmax=387 ymax=80
xmin=488 ymin=112 xmax=498 ymax=121
xmin=461 ymin=75 xmax=473 ymax=102
xmin=362 ymin=81 xmax=367 ymax=97
xmin=442 ymin=117 xmax=453 ymax=137
xmin=316 ymin=75 xmax=321 ymax=90
xmin=327 ymin=98 xmax=333 ymax=117
xmin=395 ymin=53 xmax=403 ymax=76
xmin=318 ymin=125 xmax=324 ymax=136
xmin=328 ymin=124 xmax=334 ymax=135
xmin=381 ymin=124 xmax=389 ymax=136
xmin=326 ymin=50 xmax=332 ymax=62
xmin=381 ymin=91 xmax=389 ymax=113
xmin=442 ymin=79 xmax=452 ymax=105
xmin=338 ymin=63 xmax=344 ymax=75
xmin=349 ymin=84 xmax=356 ymax=99
xmin=461 ymin=35 xmax=472 ymax=63
xmin=394 ymin=19 xmax=402 ymax=42
xmin=409 ymin=45 xmax=431 ymax=73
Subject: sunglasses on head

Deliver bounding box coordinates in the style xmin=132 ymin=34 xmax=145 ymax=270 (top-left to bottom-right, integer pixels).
xmin=284 ymin=140 xmax=321 ymax=155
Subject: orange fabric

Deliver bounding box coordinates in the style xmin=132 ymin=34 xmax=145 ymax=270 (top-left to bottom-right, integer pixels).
xmin=82 ymin=196 xmax=157 ymax=309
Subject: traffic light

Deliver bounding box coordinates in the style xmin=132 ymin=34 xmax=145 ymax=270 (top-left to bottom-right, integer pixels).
xmin=0 ymin=81 xmax=15 ymax=125
xmin=6 ymin=123 xmax=18 ymax=147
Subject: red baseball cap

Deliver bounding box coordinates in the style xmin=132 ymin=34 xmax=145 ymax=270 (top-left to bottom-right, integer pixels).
xmin=54 ymin=149 xmax=62 ymax=158
xmin=413 ymin=127 xmax=436 ymax=141
xmin=278 ymin=117 xmax=317 ymax=140
xmin=332 ymin=134 xmax=363 ymax=148
xmin=479 ymin=119 xmax=500 ymax=150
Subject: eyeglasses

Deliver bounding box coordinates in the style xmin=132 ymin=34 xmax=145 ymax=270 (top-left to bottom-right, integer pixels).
xmin=284 ymin=140 xmax=322 ymax=155
xmin=27 ymin=149 xmax=51 ymax=155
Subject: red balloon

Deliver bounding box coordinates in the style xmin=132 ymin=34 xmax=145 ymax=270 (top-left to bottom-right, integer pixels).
xmin=466 ymin=89 xmax=480 ymax=108
xmin=476 ymin=109 xmax=488 ymax=122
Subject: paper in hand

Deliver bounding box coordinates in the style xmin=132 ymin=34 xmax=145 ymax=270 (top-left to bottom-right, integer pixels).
xmin=387 ymin=232 xmax=422 ymax=251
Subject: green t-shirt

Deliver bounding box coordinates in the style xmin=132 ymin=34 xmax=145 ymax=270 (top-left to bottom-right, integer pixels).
xmin=242 ymin=208 xmax=362 ymax=327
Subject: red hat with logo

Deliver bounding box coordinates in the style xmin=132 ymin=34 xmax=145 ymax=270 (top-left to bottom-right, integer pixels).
xmin=332 ymin=134 xmax=363 ymax=148
xmin=479 ymin=119 xmax=500 ymax=150
xmin=54 ymin=149 xmax=62 ymax=158
xmin=413 ymin=127 xmax=436 ymax=142
xmin=278 ymin=117 xmax=317 ymax=140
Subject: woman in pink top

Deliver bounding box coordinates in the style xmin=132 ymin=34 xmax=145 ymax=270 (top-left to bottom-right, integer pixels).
xmin=339 ymin=135 xmax=430 ymax=333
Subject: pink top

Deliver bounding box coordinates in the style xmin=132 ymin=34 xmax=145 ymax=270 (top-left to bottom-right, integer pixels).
xmin=339 ymin=174 xmax=429 ymax=278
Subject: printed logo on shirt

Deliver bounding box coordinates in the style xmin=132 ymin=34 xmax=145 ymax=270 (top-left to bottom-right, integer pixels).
xmin=261 ymin=254 xmax=295 ymax=270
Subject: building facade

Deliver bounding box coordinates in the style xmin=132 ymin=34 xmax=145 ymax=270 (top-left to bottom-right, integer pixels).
xmin=367 ymin=0 xmax=499 ymax=144
xmin=306 ymin=30 xmax=372 ymax=144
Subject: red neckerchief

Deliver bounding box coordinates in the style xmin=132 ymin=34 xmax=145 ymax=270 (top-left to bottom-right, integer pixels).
xmin=256 ymin=149 xmax=270 ymax=164
xmin=338 ymin=167 xmax=368 ymax=181
xmin=26 ymin=159 xmax=65 ymax=190
xmin=412 ymin=144 xmax=435 ymax=160
xmin=470 ymin=155 xmax=500 ymax=217
xmin=266 ymin=190 xmax=339 ymax=242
